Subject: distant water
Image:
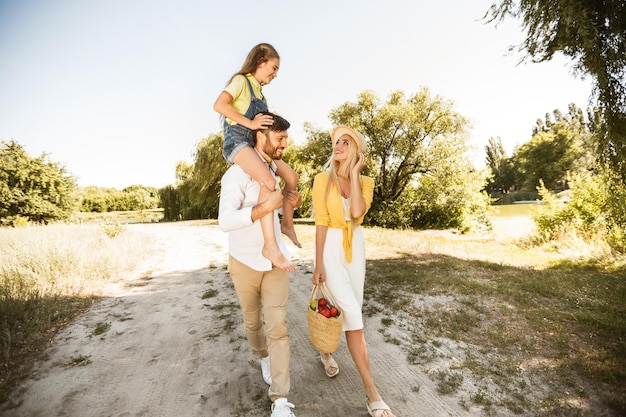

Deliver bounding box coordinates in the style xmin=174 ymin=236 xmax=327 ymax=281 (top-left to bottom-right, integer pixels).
xmin=489 ymin=203 xmax=537 ymax=238
xmin=491 ymin=203 xmax=539 ymax=217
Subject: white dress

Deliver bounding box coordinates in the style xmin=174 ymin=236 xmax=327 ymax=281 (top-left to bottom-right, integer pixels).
xmin=322 ymin=197 xmax=366 ymax=331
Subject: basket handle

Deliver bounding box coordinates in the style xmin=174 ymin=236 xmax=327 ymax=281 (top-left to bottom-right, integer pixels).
xmin=309 ymin=282 xmax=339 ymax=307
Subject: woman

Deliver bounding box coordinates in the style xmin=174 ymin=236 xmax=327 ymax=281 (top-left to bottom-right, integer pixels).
xmin=311 ymin=125 xmax=395 ymax=417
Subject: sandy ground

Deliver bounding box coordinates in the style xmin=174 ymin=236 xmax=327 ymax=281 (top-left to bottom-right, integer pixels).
xmin=2 ymin=220 xmax=529 ymax=417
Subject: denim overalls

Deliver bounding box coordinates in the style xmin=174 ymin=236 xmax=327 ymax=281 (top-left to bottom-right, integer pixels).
xmin=222 ymin=76 xmax=268 ymax=164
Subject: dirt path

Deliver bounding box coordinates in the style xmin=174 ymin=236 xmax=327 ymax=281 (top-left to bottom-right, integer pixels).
xmin=3 ymin=222 xmax=474 ymax=417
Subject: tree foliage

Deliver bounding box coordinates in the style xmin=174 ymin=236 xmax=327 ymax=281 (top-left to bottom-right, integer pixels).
xmin=486 ymin=0 xmax=626 ymax=182
xmin=159 ymin=134 xmax=229 ymax=221
xmin=159 ymin=184 xmax=183 ymax=222
xmin=533 ymin=169 xmax=625 ymax=253
xmin=485 ymin=136 xmax=518 ymax=194
xmin=173 ymin=89 xmax=491 ymax=232
xmin=409 ymin=147 xmax=493 ymax=232
xmin=486 ymin=104 xmax=597 ymax=199
xmin=288 ymin=90 xmax=492 ymax=231
xmin=184 ymin=133 xmax=229 ymax=219
xmin=0 ymin=140 xmax=78 ymax=225
xmin=514 ymin=104 xmax=595 ymax=190
xmin=329 ymin=90 xmax=469 ymax=204
xmin=80 ymin=185 xmax=159 ymax=212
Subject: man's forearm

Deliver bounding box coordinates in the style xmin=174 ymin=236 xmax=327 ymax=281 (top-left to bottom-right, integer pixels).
xmin=250 ymin=199 xmax=274 ymax=222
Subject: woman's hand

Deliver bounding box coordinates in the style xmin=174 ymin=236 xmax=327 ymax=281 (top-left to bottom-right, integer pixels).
xmin=352 ymin=151 xmax=365 ymax=176
xmin=312 ymin=264 xmax=325 ymax=285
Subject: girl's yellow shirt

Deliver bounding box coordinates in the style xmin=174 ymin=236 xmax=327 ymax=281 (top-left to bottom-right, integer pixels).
xmin=223 ymin=74 xmax=263 ymax=125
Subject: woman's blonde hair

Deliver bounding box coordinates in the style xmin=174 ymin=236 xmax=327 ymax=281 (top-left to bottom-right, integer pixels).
xmin=324 ymin=133 xmax=362 ymax=221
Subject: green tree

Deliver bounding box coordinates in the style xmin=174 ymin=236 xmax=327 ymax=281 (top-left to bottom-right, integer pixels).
xmin=486 ymin=0 xmax=626 ymax=252
xmin=159 ymin=134 xmax=229 ymax=221
xmin=486 ymin=0 xmax=626 ymax=182
xmin=80 ymin=186 xmax=113 ymax=212
xmin=411 ymin=145 xmax=493 ymax=232
xmin=186 ymin=134 xmax=229 ymax=219
xmin=159 ymin=185 xmax=182 ymax=221
xmin=0 ymin=140 xmax=78 ymax=225
xmin=515 ymin=129 xmax=572 ymax=190
xmin=80 ymin=185 xmax=159 ymax=212
xmin=485 ymin=136 xmax=518 ymax=194
xmin=296 ymin=89 xmax=491 ymax=231
xmin=513 ymin=105 xmax=595 ymax=191
xmin=121 ymin=185 xmax=159 ymax=211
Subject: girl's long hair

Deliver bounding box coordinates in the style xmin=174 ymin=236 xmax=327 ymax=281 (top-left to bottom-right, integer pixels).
xmin=226 ymin=43 xmax=280 ymax=86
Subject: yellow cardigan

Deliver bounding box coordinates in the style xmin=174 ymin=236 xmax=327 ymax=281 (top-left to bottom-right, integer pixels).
xmin=312 ymin=171 xmax=374 ymax=263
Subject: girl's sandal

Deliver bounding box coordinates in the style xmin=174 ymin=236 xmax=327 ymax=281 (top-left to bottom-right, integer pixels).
xmin=320 ymin=353 xmax=339 ymax=378
xmin=367 ymin=399 xmax=394 ymax=417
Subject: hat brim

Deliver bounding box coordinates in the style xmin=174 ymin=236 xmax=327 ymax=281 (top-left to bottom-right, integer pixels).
xmin=330 ymin=125 xmax=367 ymax=153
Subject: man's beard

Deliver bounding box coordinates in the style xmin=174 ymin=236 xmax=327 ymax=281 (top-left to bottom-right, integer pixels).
xmin=263 ymin=143 xmax=283 ymax=160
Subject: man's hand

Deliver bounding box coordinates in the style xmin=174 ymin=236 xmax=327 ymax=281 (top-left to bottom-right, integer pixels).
xmin=265 ymin=188 xmax=283 ymax=211
xmin=251 ymin=186 xmax=283 ymax=222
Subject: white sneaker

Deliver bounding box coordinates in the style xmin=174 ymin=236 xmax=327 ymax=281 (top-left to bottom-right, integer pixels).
xmin=271 ymin=398 xmax=296 ymax=417
xmin=261 ymin=356 xmax=272 ymax=385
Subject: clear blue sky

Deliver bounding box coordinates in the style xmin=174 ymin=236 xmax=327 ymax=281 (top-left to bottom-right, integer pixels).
xmin=0 ymin=0 xmax=593 ymax=189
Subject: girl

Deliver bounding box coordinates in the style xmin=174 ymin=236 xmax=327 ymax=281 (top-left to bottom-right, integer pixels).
xmin=214 ymin=43 xmax=300 ymax=272
xmin=311 ymin=125 xmax=395 ymax=417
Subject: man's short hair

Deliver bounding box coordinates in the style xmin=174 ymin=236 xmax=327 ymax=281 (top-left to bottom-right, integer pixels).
xmin=257 ymin=111 xmax=290 ymax=133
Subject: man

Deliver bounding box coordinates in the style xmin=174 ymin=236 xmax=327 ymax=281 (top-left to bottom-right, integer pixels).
xmin=218 ymin=112 xmax=299 ymax=417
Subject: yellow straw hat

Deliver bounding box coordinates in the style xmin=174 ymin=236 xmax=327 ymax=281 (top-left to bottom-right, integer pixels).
xmin=330 ymin=125 xmax=367 ymax=153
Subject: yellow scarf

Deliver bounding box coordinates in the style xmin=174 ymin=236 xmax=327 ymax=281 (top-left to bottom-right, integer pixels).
xmin=312 ymin=171 xmax=374 ymax=263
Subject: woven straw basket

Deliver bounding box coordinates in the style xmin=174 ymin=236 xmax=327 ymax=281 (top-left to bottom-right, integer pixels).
xmin=307 ymin=283 xmax=343 ymax=353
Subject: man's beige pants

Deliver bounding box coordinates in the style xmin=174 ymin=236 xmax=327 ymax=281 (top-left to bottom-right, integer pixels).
xmin=228 ymin=256 xmax=290 ymax=401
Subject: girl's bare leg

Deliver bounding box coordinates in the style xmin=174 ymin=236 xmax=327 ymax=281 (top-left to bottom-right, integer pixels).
xmin=280 ymin=191 xmax=301 ymax=248
xmin=259 ymin=207 xmax=295 ymax=271
xmin=234 ymin=147 xmax=295 ymax=272
xmin=275 ymin=160 xmax=301 ymax=248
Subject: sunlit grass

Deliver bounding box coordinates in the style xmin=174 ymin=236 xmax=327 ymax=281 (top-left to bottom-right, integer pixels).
xmin=360 ymin=226 xmax=626 ymax=416
xmin=75 ymin=208 xmax=164 ymax=224
xmin=294 ymin=218 xmax=625 ymax=415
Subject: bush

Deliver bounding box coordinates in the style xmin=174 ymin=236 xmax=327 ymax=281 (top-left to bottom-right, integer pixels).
xmin=532 ymin=171 xmax=625 ymax=254
xmin=101 ymin=219 xmax=127 ymax=238
xmin=0 ymin=140 xmax=78 ymax=225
